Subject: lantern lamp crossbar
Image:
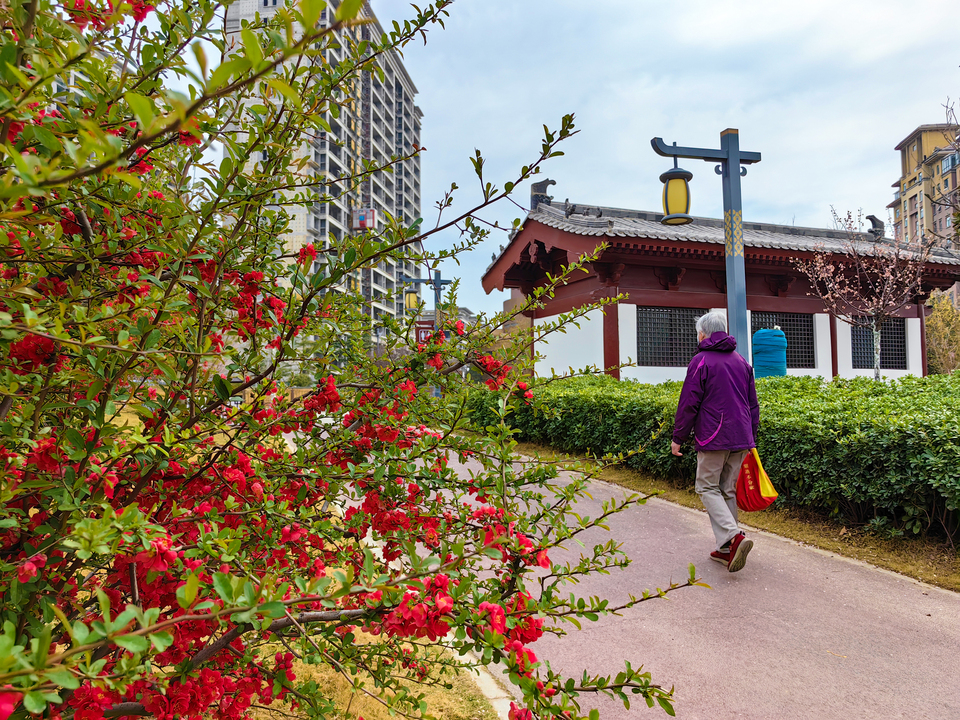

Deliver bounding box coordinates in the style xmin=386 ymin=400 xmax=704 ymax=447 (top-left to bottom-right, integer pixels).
xmin=651 ymin=137 xmax=761 ymax=164
xmin=649 ymin=130 xmax=761 ymax=359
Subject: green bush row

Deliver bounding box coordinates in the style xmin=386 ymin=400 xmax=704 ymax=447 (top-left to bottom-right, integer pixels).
xmin=469 ymin=374 xmax=960 ymax=541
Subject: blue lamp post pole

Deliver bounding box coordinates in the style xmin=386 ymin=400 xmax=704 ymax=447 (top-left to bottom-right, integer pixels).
xmin=400 ymin=270 xmax=452 ymax=324
xmin=651 ymin=129 xmax=761 ymax=355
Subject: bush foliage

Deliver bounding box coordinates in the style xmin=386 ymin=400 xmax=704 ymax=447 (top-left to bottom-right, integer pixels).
xmin=470 ymin=374 xmax=960 ymax=542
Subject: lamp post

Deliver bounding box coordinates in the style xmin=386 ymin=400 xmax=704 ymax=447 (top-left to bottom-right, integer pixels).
xmin=651 ymin=129 xmax=761 ymax=355
xmin=399 ymin=270 xmax=452 ymax=325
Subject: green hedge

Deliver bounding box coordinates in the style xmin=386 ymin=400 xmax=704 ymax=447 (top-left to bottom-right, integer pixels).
xmin=469 ymin=374 xmax=960 ymax=541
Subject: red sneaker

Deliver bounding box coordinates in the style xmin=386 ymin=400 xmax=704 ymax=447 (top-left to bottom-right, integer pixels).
xmin=710 ymin=550 xmax=731 ymax=564
xmin=727 ymin=532 xmax=753 ymax=573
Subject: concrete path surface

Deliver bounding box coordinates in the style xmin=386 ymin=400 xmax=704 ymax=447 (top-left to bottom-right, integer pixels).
xmin=455 ymin=460 xmax=960 ymax=720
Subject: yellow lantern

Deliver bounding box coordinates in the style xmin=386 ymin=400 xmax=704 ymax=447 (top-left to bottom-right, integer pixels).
xmin=659 ymin=161 xmax=693 ymax=226
xmin=404 ymin=288 xmax=420 ymax=311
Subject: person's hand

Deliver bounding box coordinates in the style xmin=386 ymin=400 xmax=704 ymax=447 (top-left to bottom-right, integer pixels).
xmin=670 ymin=441 xmax=683 ymax=457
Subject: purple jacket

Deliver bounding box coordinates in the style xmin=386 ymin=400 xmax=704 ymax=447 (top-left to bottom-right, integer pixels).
xmin=673 ymin=332 xmax=759 ymax=452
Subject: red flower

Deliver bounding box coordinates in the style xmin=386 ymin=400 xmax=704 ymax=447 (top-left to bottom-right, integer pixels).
xmin=66 ymin=0 xmax=106 ymax=31
xmin=508 ymin=702 xmax=533 ymax=720
xmin=60 ymin=209 xmax=82 ymax=236
xmin=6 ymin=121 xmax=23 ymax=143
xmin=26 ymin=437 xmax=62 ymax=472
xmin=0 ymin=689 xmax=23 ymax=720
xmin=130 ymin=0 xmax=154 ymax=21
xmin=298 ymin=243 xmax=317 ymax=266
xmin=16 ymin=553 xmax=46 ymax=583
xmin=177 ymin=117 xmax=202 ymax=145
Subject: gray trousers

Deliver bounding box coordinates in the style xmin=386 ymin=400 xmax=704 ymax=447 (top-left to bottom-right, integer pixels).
xmin=695 ymin=449 xmax=748 ymax=550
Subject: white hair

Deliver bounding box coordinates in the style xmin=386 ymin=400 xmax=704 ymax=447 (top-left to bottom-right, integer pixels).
xmin=696 ymin=311 xmax=727 ymax=337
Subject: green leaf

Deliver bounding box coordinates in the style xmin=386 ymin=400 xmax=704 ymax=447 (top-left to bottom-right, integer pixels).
xmin=113 ymin=634 xmax=150 ymax=653
xmin=258 ymin=601 xmax=287 ymax=618
xmin=64 ymin=428 xmax=86 ymax=451
xmin=31 ymin=125 xmax=61 ymax=154
xmin=183 ymin=572 xmax=200 ymax=608
xmin=44 ymin=668 xmax=81 ymax=690
xmin=124 ymin=92 xmax=156 ymax=129
xmin=23 ymin=691 xmax=46 ymax=714
xmin=213 ymin=375 xmax=232 ymax=401
xmin=191 ymin=41 xmax=208 ymax=79
xmin=149 ymin=632 xmax=174 ymax=652
xmin=208 ymin=58 xmax=251 ymax=90
xmin=335 ymin=0 xmax=363 ymax=21
xmin=212 ymin=572 xmax=235 ymax=603
xmin=299 ymin=0 xmax=324 ymax=27
xmin=72 ymin=621 xmax=90 ymax=645
xmin=241 ymin=28 xmax=263 ymax=67
xmin=657 ymin=696 xmax=676 ymax=716
xmin=33 ymin=624 xmax=52 ymax=667
xmin=266 ymin=79 xmax=302 ymax=109
xmin=110 ymin=171 xmax=142 ymax=189
xmin=0 ymin=43 xmax=16 ymax=83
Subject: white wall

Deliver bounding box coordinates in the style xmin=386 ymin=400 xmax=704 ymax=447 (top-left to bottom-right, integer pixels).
xmin=537 ymin=305 xmax=925 ymax=384
xmin=533 ymin=308 xmax=605 ymax=378
xmin=835 ymin=316 xmax=922 ymax=379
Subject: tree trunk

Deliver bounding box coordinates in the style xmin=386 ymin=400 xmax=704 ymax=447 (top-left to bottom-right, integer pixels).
xmin=873 ymin=321 xmax=881 ymax=382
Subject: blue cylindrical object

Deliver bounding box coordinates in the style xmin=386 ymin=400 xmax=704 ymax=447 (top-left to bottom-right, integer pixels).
xmin=752 ymin=328 xmax=787 ymax=378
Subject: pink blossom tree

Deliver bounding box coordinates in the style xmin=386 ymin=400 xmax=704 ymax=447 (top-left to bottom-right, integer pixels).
xmin=795 ymin=210 xmax=936 ymax=381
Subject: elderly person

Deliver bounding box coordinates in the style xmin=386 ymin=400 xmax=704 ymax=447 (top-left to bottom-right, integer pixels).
xmin=671 ymin=311 xmax=759 ymax=573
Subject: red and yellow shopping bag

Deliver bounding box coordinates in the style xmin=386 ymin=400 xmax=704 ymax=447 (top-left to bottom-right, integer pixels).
xmin=736 ymin=448 xmax=778 ymax=512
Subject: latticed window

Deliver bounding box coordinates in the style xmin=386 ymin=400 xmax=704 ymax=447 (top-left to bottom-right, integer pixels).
xmin=851 ymin=318 xmax=907 ymax=370
xmin=750 ymin=312 xmax=816 ymax=369
xmin=636 ymin=307 xmax=707 ymax=367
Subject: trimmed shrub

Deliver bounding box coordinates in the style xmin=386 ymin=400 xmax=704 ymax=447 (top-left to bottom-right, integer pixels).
xmin=471 ymin=374 xmax=960 ymax=541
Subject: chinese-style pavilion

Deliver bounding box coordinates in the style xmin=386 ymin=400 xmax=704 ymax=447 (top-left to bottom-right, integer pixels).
xmin=481 ymin=188 xmax=960 ymax=382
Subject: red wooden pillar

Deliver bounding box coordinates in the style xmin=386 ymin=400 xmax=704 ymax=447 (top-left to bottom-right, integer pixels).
xmin=603 ymin=302 xmax=620 ymax=379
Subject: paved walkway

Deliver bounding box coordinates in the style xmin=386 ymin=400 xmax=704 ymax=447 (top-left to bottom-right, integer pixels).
xmin=453 ymin=460 xmax=960 ymax=720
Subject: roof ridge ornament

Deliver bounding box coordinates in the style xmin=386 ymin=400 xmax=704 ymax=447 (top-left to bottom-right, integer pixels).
xmin=530 ymin=178 xmax=556 ymax=211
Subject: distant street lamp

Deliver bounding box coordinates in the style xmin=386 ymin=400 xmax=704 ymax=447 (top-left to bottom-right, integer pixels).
xmin=651 ymin=129 xmax=762 ymax=354
xmin=404 ymin=287 xmax=420 ymax=311
xmin=399 ymin=270 xmax=452 ymax=325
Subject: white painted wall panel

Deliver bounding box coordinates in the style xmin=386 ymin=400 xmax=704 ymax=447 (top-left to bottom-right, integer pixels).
xmin=533 ymin=308 xmax=604 ymax=378
xmin=618 ymin=303 xmax=637 ymax=368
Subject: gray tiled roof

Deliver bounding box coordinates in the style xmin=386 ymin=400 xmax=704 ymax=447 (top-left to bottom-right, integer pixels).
xmin=525 ymin=202 xmax=960 ymax=266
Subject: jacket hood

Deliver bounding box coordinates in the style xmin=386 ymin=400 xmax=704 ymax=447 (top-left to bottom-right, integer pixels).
xmin=699 ymin=331 xmax=737 ymax=353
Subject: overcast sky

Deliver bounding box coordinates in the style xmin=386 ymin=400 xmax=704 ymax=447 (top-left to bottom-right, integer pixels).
xmin=368 ymin=0 xmax=960 ymax=315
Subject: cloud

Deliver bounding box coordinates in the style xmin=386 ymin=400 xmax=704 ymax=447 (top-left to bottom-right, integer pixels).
xmin=373 ymin=0 xmax=960 ymax=314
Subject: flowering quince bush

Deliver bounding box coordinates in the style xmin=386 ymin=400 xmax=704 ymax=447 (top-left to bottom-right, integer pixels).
xmin=0 ymin=0 xmax=702 ymax=718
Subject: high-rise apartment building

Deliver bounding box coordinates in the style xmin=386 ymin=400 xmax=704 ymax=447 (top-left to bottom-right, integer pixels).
xmin=225 ymin=0 xmax=425 ymax=323
xmin=888 ymin=124 xmax=959 ymax=245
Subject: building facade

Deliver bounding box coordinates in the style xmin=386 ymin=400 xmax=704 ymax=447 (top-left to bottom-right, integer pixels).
xmin=888 ymin=124 xmax=959 ymax=245
xmin=483 ymin=188 xmax=960 ymax=383
xmin=225 ymin=0 xmax=424 ymax=323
